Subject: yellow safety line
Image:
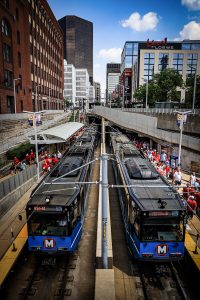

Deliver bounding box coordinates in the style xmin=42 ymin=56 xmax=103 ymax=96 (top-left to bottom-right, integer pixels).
xmin=0 ymin=224 xmax=28 ymax=287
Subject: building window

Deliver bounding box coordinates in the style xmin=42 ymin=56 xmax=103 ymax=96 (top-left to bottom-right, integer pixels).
xmin=143 ymin=53 xmax=155 ymax=80
xmin=173 ymin=53 xmax=183 ymax=74
xmin=4 ymin=69 xmax=13 ymax=87
xmin=158 ymin=53 xmax=169 ymax=71
xmin=17 ymin=31 xmax=20 ymax=44
xmin=16 ymin=7 xmax=19 ymax=20
xmin=3 ymin=43 xmax=12 ymax=63
xmin=2 ymin=18 xmax=10 ymax=36
xmin=3 ymin=0 xmax=9 ymax=8
xmin=186 ymin=53 xmax=198 ymax=78
xmin=19 ymin=75 xmax=22 ymax=89
xmin=7 ymin=96 xmax=12 ymax=113
xmin=18 ymin=52 xmax=21 ymax=67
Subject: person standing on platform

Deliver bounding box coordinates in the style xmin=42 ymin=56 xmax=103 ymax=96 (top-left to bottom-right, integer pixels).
xmin=190 ymin=172 xmax=196 ymax=187
xmin=173 ymin=169 xmax=182 ymax=187
xmin=57 ymin=150 xmax=62 ymax=159
xmin=187 ymin=195 xmax=197 ymax=219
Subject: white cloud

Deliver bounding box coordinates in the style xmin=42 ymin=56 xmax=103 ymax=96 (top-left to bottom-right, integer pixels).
xmin=97 ymin=48 xmax=122 ymax=61
xmin=121 ymin=12 xmax=159 ymax=32
xmin=179 ymin=21 xmax=200 ymax=39
xmin=182 ymin=0 xmax=200 ymax=11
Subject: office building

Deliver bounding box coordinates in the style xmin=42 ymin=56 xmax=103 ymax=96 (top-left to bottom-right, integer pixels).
xmin=0 ymin=0 xmax=64 ymax=114
xmin=63 ymin=60 xmax=90 ymax=108
xmin=58 ymin=15 xmax=93 ymax=84
xmin=94 ymin=81 xmax=101 ymax=102
xmin=121 ymin=39 xmax=200 ymax=106
xmin=106 ymin=63 xmax=121 ymax=104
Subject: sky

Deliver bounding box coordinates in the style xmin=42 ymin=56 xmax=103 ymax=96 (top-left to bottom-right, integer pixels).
xmin=47 ymin=0 xmax=200 ymax=93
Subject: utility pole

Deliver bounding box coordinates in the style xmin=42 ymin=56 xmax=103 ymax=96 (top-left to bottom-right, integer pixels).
xmin=101 ymin=118 xmax=108 ymax=268
xmin=175 ymin=110 xmax=191 ymax=166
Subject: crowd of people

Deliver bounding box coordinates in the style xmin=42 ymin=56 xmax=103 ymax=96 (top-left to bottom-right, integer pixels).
xmin=10 ymin=149 xmax=36 ymax=174
xmin=10 ymin=148 xmax=63 ymax=175
xmin=41 ymin=150 xmax=62 ymax=173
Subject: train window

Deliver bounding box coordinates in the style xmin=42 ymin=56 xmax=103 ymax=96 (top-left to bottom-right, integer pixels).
xmin=141 ymin=219 xmax=183 ymax=242
xmin=28 ymin=214 xmax=69 ymax=236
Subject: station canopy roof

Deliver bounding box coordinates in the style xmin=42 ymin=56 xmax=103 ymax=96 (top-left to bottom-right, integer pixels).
xmin=29 ymin=122 xmax=84 ymax=144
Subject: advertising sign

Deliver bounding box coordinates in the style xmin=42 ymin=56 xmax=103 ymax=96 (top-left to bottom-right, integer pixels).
xmin=176 ymin=113 xmax=187 ymax=129
xmin=28 ymin=113 xmax=42 ymax=126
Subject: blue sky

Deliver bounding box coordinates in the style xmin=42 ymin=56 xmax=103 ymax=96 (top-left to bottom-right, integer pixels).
xmin=47 ymin=0 xmax=200 ymax=93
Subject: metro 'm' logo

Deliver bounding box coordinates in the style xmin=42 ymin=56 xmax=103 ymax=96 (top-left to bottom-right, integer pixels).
xmin=156 ymin=244 xmax=168 ymax=255
xmin=43 ymin=238 xmax=56 ymax=249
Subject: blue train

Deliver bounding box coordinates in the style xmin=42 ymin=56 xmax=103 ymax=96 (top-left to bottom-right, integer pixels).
xmin=111 ymin=132 xmax=187 ymax=261
xmin=25 ymin=125 xmax=97 ymax=254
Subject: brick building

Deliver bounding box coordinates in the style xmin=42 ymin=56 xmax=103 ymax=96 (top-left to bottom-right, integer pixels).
xmin=0 ymin=0 xmax=64 ymax=114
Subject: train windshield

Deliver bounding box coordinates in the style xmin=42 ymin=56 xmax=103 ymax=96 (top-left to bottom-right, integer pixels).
xmin=141 ymin=218 xmax=184 ymax=242
xmin=28 ymin=213 xmax=68 ymax=236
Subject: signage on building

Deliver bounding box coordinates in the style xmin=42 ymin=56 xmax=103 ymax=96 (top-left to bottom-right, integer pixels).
xmin=146 ymin=37 xmax=174 ymax=50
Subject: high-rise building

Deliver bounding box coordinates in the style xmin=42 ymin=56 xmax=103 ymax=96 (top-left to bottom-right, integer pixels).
xmin=58 ymin=15 xmax=93 ymax=84
xmin=106 ymin=63 xmax=121 ymax=104
xmin=94 ymin=82 xmax=101 ymax=102
xmin=121 ymin=39 xmax=200 ymax=106
xmin=0 ymin=0 xmax=64 ymax=114
xmin=63 ymin=60 xmax=90 ymax=108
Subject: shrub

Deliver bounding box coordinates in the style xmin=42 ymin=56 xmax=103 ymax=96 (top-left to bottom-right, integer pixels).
xmin=7 ymin=143 xmax=35 ymax=161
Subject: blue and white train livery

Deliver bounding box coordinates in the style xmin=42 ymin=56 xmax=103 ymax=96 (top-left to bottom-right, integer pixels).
xmin=111 ymin=132 xmax=186 ymax=261
xmin=26 ymin=125 xmax=97 ymax=254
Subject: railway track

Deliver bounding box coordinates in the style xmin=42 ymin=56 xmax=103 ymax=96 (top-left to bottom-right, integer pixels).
xmin=1 ymin=252 xmax=78 ymax=300
xmin=138 ymin=261 xmax=189 ymax=300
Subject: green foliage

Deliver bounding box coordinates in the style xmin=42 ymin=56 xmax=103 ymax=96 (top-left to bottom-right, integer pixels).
xmin=185 ymin=75 xmax=200 ymax=109
xmin=7 ymin=143 xmax=35 ymax=161
xmin=134 ymin=69 xmax=184 ymax=106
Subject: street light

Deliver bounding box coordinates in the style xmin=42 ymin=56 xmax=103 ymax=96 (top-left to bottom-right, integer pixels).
xmin=142 ymin=77 xmax=148 ymax=109
xmin=175 ymin=110 xmax=191 ymax=166
xmin=13 ymin=78 xmax=21 ymax=113
xmin=23 ymin=109 xmax=44 ymax=182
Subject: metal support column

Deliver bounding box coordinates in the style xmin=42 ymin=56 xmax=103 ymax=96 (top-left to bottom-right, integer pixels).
xmin=101 ymin=152 xmax=108 ymax=269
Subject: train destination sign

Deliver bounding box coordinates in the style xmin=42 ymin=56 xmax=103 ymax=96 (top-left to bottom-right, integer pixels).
xmin=33 ymin=206 xmax=63 ymax=212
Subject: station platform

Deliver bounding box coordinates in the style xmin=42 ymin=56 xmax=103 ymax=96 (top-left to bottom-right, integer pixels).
xmin=0 ymin=170 xmax=199 ymax=292
xmin=0 ymin=224 xmax=27 ymax=287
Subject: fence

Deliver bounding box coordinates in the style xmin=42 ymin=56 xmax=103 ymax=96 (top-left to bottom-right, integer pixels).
xmin=0 ymin=162 xmax=42 ymax=200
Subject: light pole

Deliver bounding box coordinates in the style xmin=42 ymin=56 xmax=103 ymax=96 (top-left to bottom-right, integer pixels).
xmin=13 ymin=78 xmax=21 ymax=113
xmin=142 ymin=77 xmax=148 ymax=109
xmin=175 ymin=110 xmax=191 ymax=166
xmin=23 ymin=110 xmax=44 ymax=182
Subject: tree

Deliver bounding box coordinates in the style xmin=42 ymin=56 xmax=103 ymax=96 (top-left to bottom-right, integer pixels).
xmin=185 ymin=75 xmax=200 ymax=109
xmin=154 ymin=68 xmax=184 ymax=101
xmin=134 ymin=69 xmax=184 ymax=106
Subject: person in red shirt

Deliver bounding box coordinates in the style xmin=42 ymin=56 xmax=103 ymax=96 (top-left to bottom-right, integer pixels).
xmin=13 ymin=156 xmax=20 ymax=165
xmin=30 ymin=150 xmax=35 ymax=162
xmin=42 ymin=161 xmax=51 ymax=173
xmin=165 ymin=164 xmax=171 ymax=178
xmin=187 ymin=196 xmax=197 ymax=219
xmin=52 ymin=156 xmax=59 ymax=165
xmin=25 ymin=153 xmax=31 ymax=166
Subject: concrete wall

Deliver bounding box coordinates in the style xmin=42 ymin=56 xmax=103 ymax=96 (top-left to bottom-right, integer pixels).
xmin=0 ymin=177 xmax=35 ymax=219
xmin=93 ymin=107 xmax=200 ymax=171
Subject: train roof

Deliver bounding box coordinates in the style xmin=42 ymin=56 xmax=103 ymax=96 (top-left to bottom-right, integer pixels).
xmin=27 ymin=127 xmax=96 ymax=208
xmin=111 ymin=133 xmax=184 ymax=212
